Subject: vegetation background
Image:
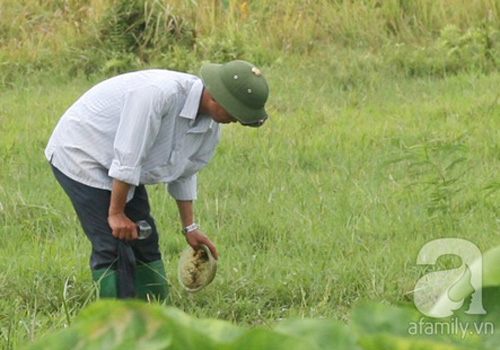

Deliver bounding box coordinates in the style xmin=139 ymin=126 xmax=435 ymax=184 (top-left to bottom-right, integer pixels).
xmin=2 ymin=0 xmax=500 ymax=348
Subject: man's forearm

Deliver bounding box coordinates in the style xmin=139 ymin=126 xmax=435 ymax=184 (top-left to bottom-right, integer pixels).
xmin=109 ymin=179 xmax=132 ymax=215
xmin=176 ymin=199 xmax=218 ymax=259
xmin=176 ymin=200 xmax=194 ymax=227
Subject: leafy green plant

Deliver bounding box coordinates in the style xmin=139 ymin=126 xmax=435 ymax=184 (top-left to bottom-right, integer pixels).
xmin=22 ymin=295 xmax=498 ymax=350
xmin=382 ymin=135 xmax=470 ymax=217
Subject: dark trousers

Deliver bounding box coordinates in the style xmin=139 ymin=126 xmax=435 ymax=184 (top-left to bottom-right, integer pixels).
xmin=51 ymin=165 xmax=162 ymax=270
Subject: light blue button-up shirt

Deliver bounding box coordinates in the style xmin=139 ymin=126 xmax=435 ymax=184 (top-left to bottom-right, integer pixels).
xmin=45 ymin=69 xmax=221 ymax=201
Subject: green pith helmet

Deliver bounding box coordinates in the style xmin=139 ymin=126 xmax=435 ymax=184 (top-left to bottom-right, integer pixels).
xmin=200 ymin=60 xmax=269 ymax=127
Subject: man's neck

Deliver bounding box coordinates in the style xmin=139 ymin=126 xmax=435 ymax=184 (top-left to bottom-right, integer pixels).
xmin=197 ymin=89 xmax=210 ymax=116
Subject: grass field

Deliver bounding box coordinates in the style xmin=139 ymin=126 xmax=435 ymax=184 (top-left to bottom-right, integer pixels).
xmin=3 ymin=0 xmax=500 ymax=349
xmin=3 ymin=53 xmax=500 ymax=349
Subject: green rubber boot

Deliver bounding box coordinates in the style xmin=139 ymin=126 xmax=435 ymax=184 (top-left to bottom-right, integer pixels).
xmin=92 ymin=268 xmax=118 ymax=299
xmin=135 ymin=260 xmax=169 ymax=302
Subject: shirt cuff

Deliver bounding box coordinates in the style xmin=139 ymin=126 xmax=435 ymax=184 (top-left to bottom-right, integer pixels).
xmin=167 ymin=174 xmax=197 ymax=200
xmin=108 ymin=159 xmax=141 ymax=185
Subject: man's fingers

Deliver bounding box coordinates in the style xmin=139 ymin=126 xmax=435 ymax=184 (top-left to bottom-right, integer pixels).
xmin=204 ymin=240 xmax=218 ymax=260
xmin=185 ymin=231 xmax=218 ymax=259
xmin=112 ymin=227 xmax=138 ymax=240
xmin=124 ymin=227 xmax=138 ymax=240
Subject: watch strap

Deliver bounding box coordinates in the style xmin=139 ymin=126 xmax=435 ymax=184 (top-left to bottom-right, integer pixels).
xmin=182 ymin=223 xmax=198 ymax=235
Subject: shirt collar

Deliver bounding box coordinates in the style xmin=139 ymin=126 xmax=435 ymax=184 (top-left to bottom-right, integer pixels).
xmin=179 ymin=78 xmax=215 ymax=131
xmin=179 ymin=79 xmax=203 ymax=121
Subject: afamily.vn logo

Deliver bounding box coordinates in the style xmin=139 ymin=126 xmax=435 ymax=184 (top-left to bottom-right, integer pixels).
xmin=413 ymin=238 xmax=486 ymax=318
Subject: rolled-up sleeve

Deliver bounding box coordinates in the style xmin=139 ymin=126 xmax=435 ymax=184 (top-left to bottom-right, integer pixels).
xmin=167 ymin=174 xmax=197 ymax=200
xmin=108 ymin=161 xmax=142 ymax=185
xmin=108 ymin=87 xmax=164 ymax=185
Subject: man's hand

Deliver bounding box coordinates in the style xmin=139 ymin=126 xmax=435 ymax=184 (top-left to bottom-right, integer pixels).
xmin=185 ymin=230 xmax=218 ymax=260
xmin=176 ymin=200 xmax=218 ymax=259
xmin=108 ymin=212 xmax=138 ymax=240
xmin=108 ymin=179 xmax=137 ymax=240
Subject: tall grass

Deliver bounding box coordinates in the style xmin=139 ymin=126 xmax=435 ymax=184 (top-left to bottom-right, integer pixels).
xmin=2 ymin=0 xmax=500 ymax=85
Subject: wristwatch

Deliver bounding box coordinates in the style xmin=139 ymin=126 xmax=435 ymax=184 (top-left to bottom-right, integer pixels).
xmin=182 ymin=223 xmax=198 ymax=235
